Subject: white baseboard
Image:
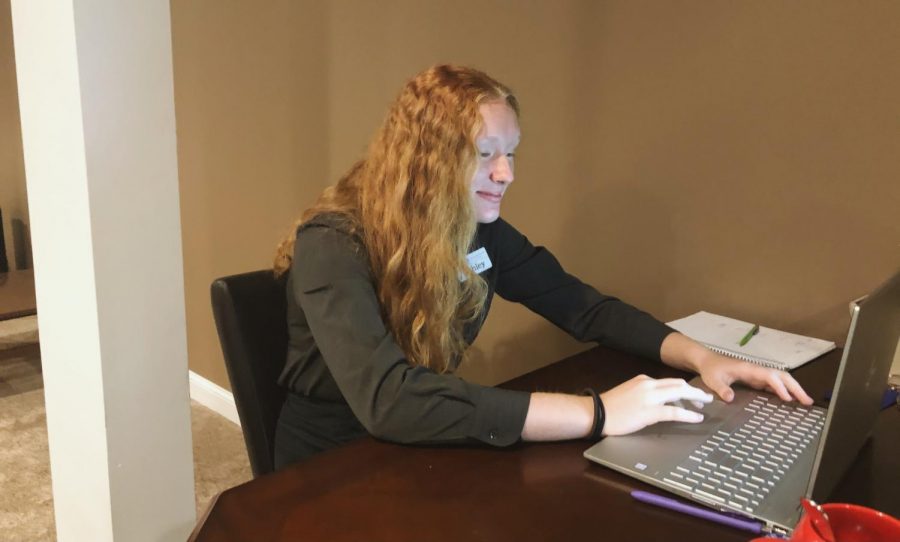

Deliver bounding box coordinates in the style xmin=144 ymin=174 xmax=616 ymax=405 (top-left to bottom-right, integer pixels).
xmin=189 ymin=370 xmax=241 ymax=426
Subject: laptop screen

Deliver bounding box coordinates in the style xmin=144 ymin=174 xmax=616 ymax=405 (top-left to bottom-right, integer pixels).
xmin=807 ymin=268 xmax=900 ymax=501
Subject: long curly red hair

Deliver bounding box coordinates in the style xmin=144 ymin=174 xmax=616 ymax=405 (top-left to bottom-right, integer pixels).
xmin=274 ymin=65 xmax=519 ymax=373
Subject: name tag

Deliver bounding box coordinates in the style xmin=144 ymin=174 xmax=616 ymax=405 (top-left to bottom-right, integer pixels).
xmin=466 ymin=247 xmax=492 ymax=275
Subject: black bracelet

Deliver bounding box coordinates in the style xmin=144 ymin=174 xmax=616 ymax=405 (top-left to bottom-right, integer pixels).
xmin=581 ymin=388 xmax=605 ymax=441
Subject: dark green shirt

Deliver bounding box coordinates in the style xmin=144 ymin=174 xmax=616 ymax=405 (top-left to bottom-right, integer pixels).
xmin=277 ymin=215 xmax=674 ymax=456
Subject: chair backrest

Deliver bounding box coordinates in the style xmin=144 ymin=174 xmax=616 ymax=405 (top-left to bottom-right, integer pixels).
xmin=210 ymin=269 xmax=288 ymax=477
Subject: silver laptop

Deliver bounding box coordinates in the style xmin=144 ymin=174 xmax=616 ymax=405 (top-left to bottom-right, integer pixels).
xmin=584 ymin=268 xmax=900 ymax=535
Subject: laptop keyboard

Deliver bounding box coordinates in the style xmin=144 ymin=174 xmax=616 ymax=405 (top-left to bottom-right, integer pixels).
xmin=662 ymin=395 xmax=826 ymax=514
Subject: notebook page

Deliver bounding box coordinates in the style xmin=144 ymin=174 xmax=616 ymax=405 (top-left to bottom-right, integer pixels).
xmin=667 ymin=311 xmax=836 ymax=370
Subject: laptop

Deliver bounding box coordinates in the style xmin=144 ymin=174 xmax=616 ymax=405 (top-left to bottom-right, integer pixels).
xmin=584 ymin=267 xmax=900 ymax=535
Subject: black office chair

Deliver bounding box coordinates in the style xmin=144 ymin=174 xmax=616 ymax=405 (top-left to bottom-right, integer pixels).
xmin=210 ymin=269 xmax=289 ymax=478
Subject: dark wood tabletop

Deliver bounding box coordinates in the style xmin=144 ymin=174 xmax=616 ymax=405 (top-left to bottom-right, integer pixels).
xmin=0 ymin=270 xmax=36 ymax=321
xmin=190 ymin=347 xmax=899 ymax=542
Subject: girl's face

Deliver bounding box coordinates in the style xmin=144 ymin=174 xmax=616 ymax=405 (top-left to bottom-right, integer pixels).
xmin=470 ymin=101 xmax=520 ymax=224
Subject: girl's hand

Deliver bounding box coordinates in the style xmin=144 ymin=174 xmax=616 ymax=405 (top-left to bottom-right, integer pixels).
xmin=693 ymin=351 xmax=814 ymax=405
xmin=600 ymin=375 xmax=714 ymax=436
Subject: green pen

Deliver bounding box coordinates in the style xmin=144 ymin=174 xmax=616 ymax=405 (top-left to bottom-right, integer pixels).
xmin=739 ymin=324 xmax=760 ymax=346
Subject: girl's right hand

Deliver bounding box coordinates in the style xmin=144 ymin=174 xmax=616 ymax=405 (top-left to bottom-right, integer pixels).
xmin=599 ymin=375 xmax=714 ymax=436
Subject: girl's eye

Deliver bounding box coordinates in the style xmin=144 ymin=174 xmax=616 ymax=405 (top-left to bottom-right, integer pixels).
xmin=506 ymin=153 xmax=516 ymax=159
xmin=479 ymin=152 xmax=492 ymax=158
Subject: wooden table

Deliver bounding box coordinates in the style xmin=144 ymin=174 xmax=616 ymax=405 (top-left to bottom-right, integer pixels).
xmin=190 ymin=347 xmax=899 ymax=541
xmin=0 ymin=270 xmax=36 ymax=321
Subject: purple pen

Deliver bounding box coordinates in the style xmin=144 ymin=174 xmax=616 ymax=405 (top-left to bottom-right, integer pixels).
xmin=631 ymin=490 xmax=764 ymax=534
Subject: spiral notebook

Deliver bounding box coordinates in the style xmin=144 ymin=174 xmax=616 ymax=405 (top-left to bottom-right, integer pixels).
xmin=666 ymin=311 xmax=836 ymax=370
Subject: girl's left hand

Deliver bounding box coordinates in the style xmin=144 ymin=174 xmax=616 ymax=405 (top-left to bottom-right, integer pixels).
xmin=694 ymin=351 xmax=814 ymax=405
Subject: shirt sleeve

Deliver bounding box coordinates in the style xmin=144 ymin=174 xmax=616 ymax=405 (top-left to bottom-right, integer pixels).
xmin=291 ymin=224 xmax=531 ymax=447
xmin=491 ymin=219 xmax=675 ymax=361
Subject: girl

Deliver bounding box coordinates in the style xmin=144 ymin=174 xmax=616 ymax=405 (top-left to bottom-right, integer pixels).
xmin=271 ymin=65 xmax=812 ymax=468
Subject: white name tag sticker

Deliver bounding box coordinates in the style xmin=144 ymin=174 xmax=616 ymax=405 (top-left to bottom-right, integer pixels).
xmin=466 ymin=247 xmax=493 ymax=275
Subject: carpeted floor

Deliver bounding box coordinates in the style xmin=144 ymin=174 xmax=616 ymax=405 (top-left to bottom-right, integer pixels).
xmin=0 ymin=332 xmax=252 ymax=541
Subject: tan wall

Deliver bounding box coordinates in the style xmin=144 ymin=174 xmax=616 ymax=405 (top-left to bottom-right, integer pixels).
xmin=4 ymin=2 xmax=897 ymax=390
xmin=171 ymin=2 xmax=331 ymax=388
xmin=172 ymin=1 xmax=900 ymax=389
xmin=0 ymin=1 xmax=29 ymax=268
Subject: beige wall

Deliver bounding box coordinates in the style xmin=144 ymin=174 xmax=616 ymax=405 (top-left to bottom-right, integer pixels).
xmin=172 ymin=1 xmax=900 ymax=389
xmin=0 ymin=1 xmax=28 ymax=268
xmin=5 ymin=2 xmax=897 ymax=390
xmin=171 ymin=2 xmax=332 ymax=389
